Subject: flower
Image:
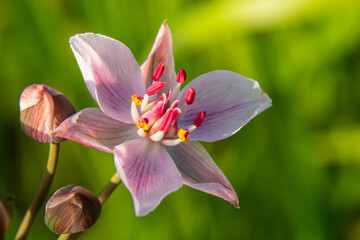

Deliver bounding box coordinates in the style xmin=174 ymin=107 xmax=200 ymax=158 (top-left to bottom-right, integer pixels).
xmin=54 ymin=22 xmax=272 ymax=216
xmin=45 ymin=185 xmax=101 ymax=234
xmin=20 ymin=84 xmax=76 ymax=143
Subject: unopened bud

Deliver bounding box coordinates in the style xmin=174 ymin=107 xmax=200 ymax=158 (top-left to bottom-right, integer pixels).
xmin=20 ymin=84 xmax=76 ymax=143
xmin=176 ymin=69 xmax=186 ymax=84
xmin=152 ymin=62 xmax=165 ymax=81
xmin=184 ymin=88 xmax=195 ymax=105
xmin=0 ymin=195 xmax=14 ymax=238
xmin=45 ymin=185 xmax=101 ymax=234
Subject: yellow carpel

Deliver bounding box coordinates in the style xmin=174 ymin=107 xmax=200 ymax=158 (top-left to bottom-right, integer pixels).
xmin=178 ymin=129 xmax=190 ymax=142
xmin=131 ymin=95 xmax=143 ymax=105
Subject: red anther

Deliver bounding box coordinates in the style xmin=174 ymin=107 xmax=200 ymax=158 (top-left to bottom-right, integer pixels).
xmin=146 ymin=81 xmax=166 ymax=96
xmin=194 ymin=111 xmax=206 ymax=127
xmin=184 ymin=88 xmax=195 ymax=105
xmin=178 ymin=128 xmax=190 ymax=142
xmin=152 ymin=62 xmax=165 ymax=81
xmin=176 ymin=69 xmax=186 ymax=84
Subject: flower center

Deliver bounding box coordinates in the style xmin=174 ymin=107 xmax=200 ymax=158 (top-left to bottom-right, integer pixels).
xmin=130 ymin=63 xmax=206 ymax=146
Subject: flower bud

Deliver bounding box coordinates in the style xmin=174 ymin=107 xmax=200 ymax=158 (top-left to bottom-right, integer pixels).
xmin=45 ymin=185 xmax=101 ymax=234
xmin=20 ymin=84 xmax=76 ymax=143
xmin=0 ymin=195 xmax=14 ymax=238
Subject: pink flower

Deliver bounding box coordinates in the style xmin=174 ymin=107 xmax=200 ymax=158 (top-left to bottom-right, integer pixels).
xmin=54 ymin=22 xmax=271 ymax=216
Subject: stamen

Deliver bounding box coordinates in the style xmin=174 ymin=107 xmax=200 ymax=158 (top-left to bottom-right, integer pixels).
xmin=178 ymin=129 xmax=190 ymax=142
xmin=194 ymin=111 xmax=206 ymax=127
xmin=188 ymin=111 xmax=206 ymax=133
xmin=184 ymin=88 xmax=195 ymax=105
xmin=137 ymin=118 xmax=149 ymax=131
xmin=131 ymin=94 xmax=143 ymax=105
xmin=146 ymin=81 xmax=166 ymax=96
xmin=170 ymin=69 xmax=186 ymax=102
xmin=131 ymin=102 xmax=140 ymax=123
xmin=176 ymin=69 xmax=186 ymax=84
xmin=152 ymin=62 xmax=165 ymax=81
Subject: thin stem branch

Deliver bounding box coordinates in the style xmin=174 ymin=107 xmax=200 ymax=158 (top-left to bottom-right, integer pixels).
xmin=15 ymin=143 xmax=60 ymax=240
xmin=58 ymin=172 xmax=121 ymax=240
xmin=98 ymin=172 xmax=121 ymax=205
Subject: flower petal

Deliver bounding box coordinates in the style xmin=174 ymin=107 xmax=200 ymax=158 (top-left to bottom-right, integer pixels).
xmin=53 ymin=108 xmax=138 ymax=153
xmin=140 ymin=22 xmax=177 ymax=94
xmin=165 ymin=141 xmax=239 ymax=207
xmin=70 ymin=33 xmax=146 ymax=123
xmin=177 ymin=70 xmax=272 ymax=142
xmin=114 ymin=138 xmax=182 ymax=216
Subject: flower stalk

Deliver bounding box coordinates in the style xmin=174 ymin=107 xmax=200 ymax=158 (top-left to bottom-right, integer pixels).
xmin=57 ymin=172 xmax=121 ymax=240
xmin=15 ymin=142 xmax=60 ymax=240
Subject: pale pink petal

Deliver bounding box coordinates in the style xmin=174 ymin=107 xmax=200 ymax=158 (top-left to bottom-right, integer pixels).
xmin=165 ymin=141 xmax=239 ymax=207
xmin=140 ymin=22 xmax=177 ymax=94
xmin=69 ymin=33 xmax=145 ymax=123
xmin=177 ymin=70 xmax=272 ymax=142
xmin=114 ymin=138 xmax=182 ymax=216
xmin=53 ymin=108 xmax=138 ymax=153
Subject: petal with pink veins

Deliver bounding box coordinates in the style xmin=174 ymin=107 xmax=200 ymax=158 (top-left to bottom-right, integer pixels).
xmin=69 ymin=33 xmax=145 ymax=123
xmin=140 ymin=22 xmax=177 ymax=94
xmin=53 ymin=108 xmax=138 ymax=153
xmin=114 ymin=138 xmax=182 ymax=216
xmin=177 ymin=70 xmax=272 ymax=142
xmin=165 ymin=140 xmax=239 ymax=207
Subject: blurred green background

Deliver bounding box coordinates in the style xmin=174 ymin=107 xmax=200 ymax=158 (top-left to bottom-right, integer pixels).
xmin=1 ymin=0 xmax=360 ymax=239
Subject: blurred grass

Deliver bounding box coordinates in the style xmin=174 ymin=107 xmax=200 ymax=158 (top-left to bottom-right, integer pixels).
xmin=1 ymin=0 xmax=360 ymax=239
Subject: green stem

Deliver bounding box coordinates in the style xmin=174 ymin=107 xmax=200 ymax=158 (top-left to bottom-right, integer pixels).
xmin=15 ymin=143 xmax=60 ymax=240
xmin=58 ymin=172 xmax=121 ymax=240
xmin=98 ymin=172 xmax=121 ymax=205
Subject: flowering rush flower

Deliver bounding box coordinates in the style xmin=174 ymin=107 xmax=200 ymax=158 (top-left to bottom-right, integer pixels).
xmin=54 ymin=22 xmax=271 ymax=216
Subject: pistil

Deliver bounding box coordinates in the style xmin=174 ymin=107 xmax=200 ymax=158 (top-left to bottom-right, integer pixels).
xmin=130 ymin=66 xmax=205 ymax=145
